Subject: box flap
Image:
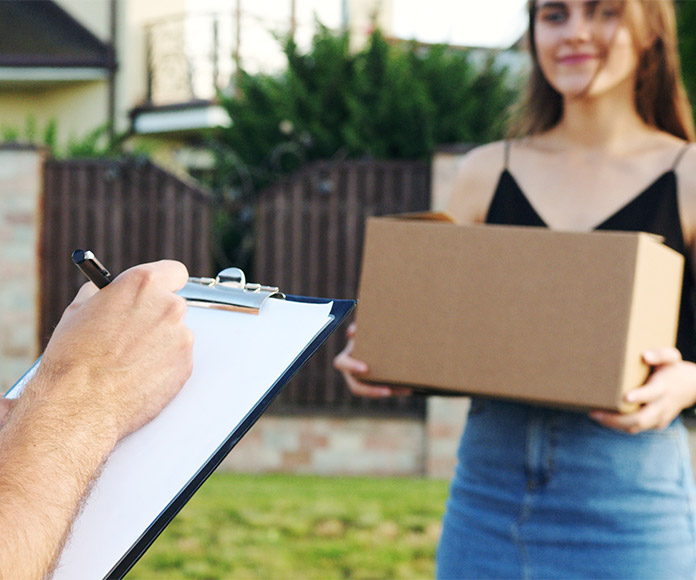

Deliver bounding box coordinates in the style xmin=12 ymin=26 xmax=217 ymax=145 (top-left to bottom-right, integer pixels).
xmin=378 ymin=211 xmax=459 ymax=224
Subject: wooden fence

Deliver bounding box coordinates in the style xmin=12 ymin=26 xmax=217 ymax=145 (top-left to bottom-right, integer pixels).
xmin=39 ymin=157 xmax=431 ymax=417
xmin=255 ymin=159 xmax=432 ymax=416
xmin=40 ymin=158 xmax=212 ymax=348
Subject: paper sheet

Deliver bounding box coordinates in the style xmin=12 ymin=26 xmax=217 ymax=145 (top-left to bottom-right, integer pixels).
xmin=37 ymin=298 xmax=334 ymax=579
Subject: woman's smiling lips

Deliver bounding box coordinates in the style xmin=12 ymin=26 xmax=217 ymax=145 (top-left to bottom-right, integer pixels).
xmin=558 ymin=53 xmax=597 ymax=65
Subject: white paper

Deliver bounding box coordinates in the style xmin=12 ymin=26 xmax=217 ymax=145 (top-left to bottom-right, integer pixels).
xmin=42 ymin=298 xmax=334 ymax=579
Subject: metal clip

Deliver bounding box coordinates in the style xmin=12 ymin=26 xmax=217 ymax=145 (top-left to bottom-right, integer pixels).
xmin=178 ymin=268 xmax=285 ymax=314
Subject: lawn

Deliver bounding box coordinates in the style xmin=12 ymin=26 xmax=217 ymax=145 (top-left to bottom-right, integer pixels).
xmin=128 ymin=473 xmax=450 ymax=579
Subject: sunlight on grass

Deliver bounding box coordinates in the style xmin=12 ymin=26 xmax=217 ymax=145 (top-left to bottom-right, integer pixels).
xmin=128 ymin=473 xmax=449 ymax=579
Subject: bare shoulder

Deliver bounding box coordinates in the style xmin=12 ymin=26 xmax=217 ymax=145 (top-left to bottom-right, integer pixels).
xmin=675 ymin=144 xmax=696 ymax=247
xmin=445 ymin=141 xmax=507 ymax=224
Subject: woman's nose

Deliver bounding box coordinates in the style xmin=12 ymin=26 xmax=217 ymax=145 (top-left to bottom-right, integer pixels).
xmin=564 ymin=10 xmax=593 ymax=41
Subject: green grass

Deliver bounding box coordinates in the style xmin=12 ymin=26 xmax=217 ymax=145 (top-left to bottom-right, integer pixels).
xmin=128 ymin=473 xmax=449 ymax=580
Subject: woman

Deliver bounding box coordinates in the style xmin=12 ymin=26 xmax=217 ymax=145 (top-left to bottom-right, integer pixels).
xmin=334 ymin=1 xmax=696 ymax=578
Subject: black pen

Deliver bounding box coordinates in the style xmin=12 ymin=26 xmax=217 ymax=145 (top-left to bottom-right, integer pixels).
xmin=71 ymin=249 xmax=112 ymax=288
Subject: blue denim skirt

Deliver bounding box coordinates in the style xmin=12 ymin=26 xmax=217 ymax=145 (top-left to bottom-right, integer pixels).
xmin=436 ymin=399 xmax=696 ymax=580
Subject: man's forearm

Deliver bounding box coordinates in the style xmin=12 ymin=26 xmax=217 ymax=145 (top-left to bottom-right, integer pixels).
xmin=0 ymin=369 xmax=116 ymax=579
xmin=0 ymin=260 xmax=192 ymax=578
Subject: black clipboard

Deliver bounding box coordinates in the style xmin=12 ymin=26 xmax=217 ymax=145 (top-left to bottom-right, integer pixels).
xmin=107 ymin=296 xmax=354 ymax=580
xmin=6 ymin=278 xmax=355 ymax=580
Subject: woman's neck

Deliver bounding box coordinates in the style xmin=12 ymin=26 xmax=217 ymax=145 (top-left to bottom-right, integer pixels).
xmin=551 ymin=80 xmax=652 ymax=153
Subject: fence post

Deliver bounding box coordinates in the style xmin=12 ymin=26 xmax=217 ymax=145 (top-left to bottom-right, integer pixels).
xmin=0 ymin=145 xmax=44 ymax=391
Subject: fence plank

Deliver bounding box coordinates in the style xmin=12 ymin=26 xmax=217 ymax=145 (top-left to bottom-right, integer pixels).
xmin=40 ymin=159 xmax=211 ymax=348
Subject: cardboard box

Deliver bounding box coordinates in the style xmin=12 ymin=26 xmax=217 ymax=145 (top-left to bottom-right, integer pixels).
xmin=352 ymin=215 xmax=684 ymax=412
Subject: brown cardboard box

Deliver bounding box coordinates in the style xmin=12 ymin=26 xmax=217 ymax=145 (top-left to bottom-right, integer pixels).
xmin=352 ymin=215 xmax=685 ymax=412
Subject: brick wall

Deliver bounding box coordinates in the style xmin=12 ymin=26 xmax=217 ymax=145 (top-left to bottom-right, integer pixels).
xmin=221 ymin=414 xmax=427 ymax=477
xmin=219 ymin=397 xmax=470 ymax=479
xmin=0 ymin=145 xmax=44 ymax=391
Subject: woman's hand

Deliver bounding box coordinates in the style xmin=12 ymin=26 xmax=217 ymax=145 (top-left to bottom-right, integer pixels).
xmin=590 ymin=347 xmax=696 ymax=433
xmin=333 ymin=323 xmax=413 ymax=398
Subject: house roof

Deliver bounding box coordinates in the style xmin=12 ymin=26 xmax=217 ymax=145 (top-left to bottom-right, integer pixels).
xmin=0 ymin=0 xmax=112 ymax=69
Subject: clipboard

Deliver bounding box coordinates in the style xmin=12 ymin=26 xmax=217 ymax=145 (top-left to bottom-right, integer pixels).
xmin=5 ymin=270 xmax=355 ymax=579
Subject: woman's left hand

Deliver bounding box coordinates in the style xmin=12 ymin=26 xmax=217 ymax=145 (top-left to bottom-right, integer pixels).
xmin=590 ymin=347 xmax=696 ymax=434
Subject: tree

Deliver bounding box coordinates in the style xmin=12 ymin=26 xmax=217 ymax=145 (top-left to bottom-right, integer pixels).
xmin=677 ymin=0 xmax=696 ymax=109
xmin=211 ymin=25 xmax=519 ymax=270
xmin=216 ymin=26 xmax=518 ymax=185
xmin=218 ymin=25 xmax=356 ymax=186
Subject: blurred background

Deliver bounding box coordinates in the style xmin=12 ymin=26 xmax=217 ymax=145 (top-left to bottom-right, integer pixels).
xmin=2 ymin=1 xmax=696 ymax=577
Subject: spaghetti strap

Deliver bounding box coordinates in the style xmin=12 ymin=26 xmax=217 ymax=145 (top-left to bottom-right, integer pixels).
xmin=503 ymin=140 xmax=511 ymax=170
xmin=672 ymin=142 xmax=691 ymax=170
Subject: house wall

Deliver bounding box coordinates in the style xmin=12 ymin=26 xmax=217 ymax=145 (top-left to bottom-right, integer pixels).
xmin=0 ymin=0 xmax=114 ymax=145
xmin=0 ymin=0 xmax=188 ymax=147
xmin=0 ymin=83 xmax=108 ymax=147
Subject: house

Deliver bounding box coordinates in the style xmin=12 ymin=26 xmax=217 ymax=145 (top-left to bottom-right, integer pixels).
xmin=0 ymin=0 xmax=394 ymax=172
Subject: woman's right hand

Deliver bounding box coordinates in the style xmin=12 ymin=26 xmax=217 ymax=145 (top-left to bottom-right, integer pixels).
xmin=333 ymin=323 xmax=413 ymax=398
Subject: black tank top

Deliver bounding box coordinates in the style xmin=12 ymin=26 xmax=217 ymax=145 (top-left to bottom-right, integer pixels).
xmin=485 ymin=143 xmax=696 ymax=363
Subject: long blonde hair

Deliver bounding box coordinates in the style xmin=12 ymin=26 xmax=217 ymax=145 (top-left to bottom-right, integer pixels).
xmin=509 ymin=0 xmax=695 ymax=141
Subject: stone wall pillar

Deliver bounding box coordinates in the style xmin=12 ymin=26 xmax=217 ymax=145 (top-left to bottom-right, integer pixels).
xmin=425 ymin=396 xmax=469 ymax=479
xmin=0 ymin=145 xmax=44 ymax=392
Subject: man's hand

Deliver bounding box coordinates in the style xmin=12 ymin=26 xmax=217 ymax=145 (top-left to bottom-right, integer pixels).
xmin=33 ymin=260 xmax=194 ymax=444
xmin=0 ymin=260 xmax=194 ymax=579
